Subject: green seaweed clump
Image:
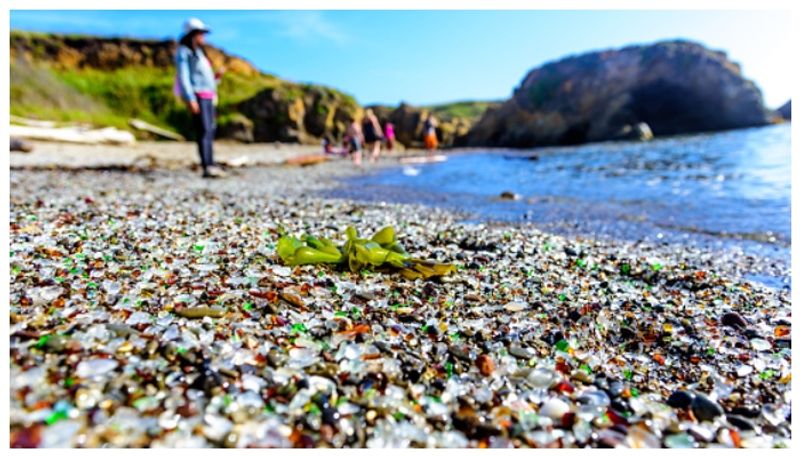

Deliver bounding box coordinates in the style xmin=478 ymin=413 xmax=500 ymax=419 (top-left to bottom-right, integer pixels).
xmin=276 ymin=226 xmax=455 ymax=280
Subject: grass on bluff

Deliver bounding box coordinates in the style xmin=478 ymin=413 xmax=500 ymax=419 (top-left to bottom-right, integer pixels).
xmin=428 ymin=100 xmax=501 ymax=122
xmin=11 ymin=60 xmax=130 ymax=129
xmin=11 ymin=59 xmax=282 ymax=138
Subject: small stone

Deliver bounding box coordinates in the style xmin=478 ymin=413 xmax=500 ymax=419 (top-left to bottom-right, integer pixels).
xmin=626 ymin=424 xmax=660 ymax=448
xmin=691 ymin=393 xmax=724 ymax=422
xmin=503 ymin=301 xmax=528 ymax=312
xmin=750 ymin=339 xmax=772 ymax=352
xmin=476 ymin=354 xmax=495 ymax=376
xmin=528 ymin=367 xmax=556 ymax=389
xmin=667 ymin=390 xmax=695 ymax=409
xmin=597 ymin=429 xmax=627 ymax=448
xmin=509 ymin=345 xmax=534 ymax=360
xmin=607 ymin=380 xmax=625 ymax=398
xmin=687 ymin=424 xmax=715 ymax=443
xmin=322 ymin=407 xmax=341 ymax=426
xmin=38 ymin=286 xmax=63 ymax=302
xmin=174 ymin=306 xmax=225 ymax=319
xmin=664 ymin=432 xmax=697 ymax=448
xmin=762 ymin=404 xmax=786 ymax=427
xmin=726 ymin=415 xmax=756 ymax=431
xmin=76 ymin=358 xmax=118 ymax=378
xmin=539 ymin=397 xmax=570 ymax=420
xmin=720 ymin=312 xmax=747 ymax=329
xmin=730 ymin=404 xmax=760 ymax=418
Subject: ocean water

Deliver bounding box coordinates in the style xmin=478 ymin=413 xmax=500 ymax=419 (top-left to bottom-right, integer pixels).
xmin=331 ymin=124 xmax=791 ymax=270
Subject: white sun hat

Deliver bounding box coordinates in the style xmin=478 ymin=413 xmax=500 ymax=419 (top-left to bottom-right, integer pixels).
xmin=181 ymin=17 xmax=211 ymax=39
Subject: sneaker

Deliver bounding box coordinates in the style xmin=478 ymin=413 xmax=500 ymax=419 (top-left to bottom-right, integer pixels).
xmin=203 ymin=166 xmax=228 ymax=178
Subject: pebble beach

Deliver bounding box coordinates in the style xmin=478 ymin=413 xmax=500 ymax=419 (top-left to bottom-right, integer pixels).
xmin=8 ymin=154 xmax=792 ymax=448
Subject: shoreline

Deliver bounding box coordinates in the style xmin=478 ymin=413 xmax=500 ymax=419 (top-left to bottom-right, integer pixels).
xmin=321 ymin=158 xmax=790 ymax=292
xmin=9 ymin=149 xmax=792 ymax=448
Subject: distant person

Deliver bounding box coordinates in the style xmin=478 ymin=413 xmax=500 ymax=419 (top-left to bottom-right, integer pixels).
xmin=423 ymin=115 xmax=438 ymax=153
xmin=322 ymin=135 xmax=346 ymax=157
xmin=322 ymin=135 xmax=335 ymax=154
xmin=346 ymin=119 xmax=365 ymax=166
xmin=362 ymin=109 xmax=384 ymax=163
xmin=384 ymin=122 xmax=396 ymax=152
xmin=175 ymin=17 xmax=227 ymax=178
xmin=10 ymin=137 xmax=33 ymax=153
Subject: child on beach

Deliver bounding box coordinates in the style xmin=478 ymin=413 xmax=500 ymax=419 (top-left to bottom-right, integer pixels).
xmin=423 ymin=115 xmax=438 ymax=153
xmin=384 ymin=122 xmax=396 ymax=152
xmin=362 ymin=109 xmax=384 ymax=163
xmin=322 ymin=135 xmax=335 ymax=154
xmin=346 ymin=120 xmax=365 ymax=166
xmin=322 ymin=135 xmax=348 ymax=157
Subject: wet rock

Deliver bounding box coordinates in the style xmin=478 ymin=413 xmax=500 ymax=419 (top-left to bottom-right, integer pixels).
xmin=499 ymin=191 xmax=520 ymax=201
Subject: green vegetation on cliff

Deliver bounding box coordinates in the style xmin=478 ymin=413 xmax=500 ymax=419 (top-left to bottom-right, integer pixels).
xmin=10 ymin=60 xmax=129 ymax=129
xmin=427 ymin=100 xmax=500 ymax=123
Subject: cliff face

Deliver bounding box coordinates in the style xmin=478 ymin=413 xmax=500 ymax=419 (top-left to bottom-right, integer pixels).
xmin=467 ymin=40 xmax=773 ymax=147
xmin=238 ymin=85 xmax=361 ymax=143
xmin=11 ymin=31 xmax=259 ymax=76
xmin=777 ymin=100 xmax=791 ymax=121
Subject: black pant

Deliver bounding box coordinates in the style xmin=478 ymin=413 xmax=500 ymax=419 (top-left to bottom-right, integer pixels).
xmin=193 ymin=98 xmax=216 ymax=171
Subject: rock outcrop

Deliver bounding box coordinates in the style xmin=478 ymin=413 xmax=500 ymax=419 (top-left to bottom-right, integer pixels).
xmin=777 ymin=100 xmax=791 ymax=121
xmin=467 ymin=40 xmax=773 ymax=148
xmin=238 ymin=85 xmax=361 ymax=143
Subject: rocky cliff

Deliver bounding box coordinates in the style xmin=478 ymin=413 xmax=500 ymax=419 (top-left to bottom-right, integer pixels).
xmin=777 ymin=100 xmax=791 ymax=121
xmin=467 ymin=40 xmax=773 ymax=147
xmin=238 ymin=85 xmax=360 ymax=143
xmin=11 ymin=31 xmax=259 ymax=76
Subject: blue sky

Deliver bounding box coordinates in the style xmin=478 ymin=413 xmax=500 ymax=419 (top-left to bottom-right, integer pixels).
xmin=10 ymin=10 xmax=792 ymax=108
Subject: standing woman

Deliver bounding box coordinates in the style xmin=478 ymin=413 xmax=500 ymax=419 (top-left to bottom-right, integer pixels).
xmin=175 ymin=18 xmax=226 ymax=178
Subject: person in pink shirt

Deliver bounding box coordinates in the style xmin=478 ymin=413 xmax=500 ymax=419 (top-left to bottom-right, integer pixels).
xmin=384 ymin=122 xmax=396 ymax=152
xmin=175 ymin=18 xmax=227 ymax=178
